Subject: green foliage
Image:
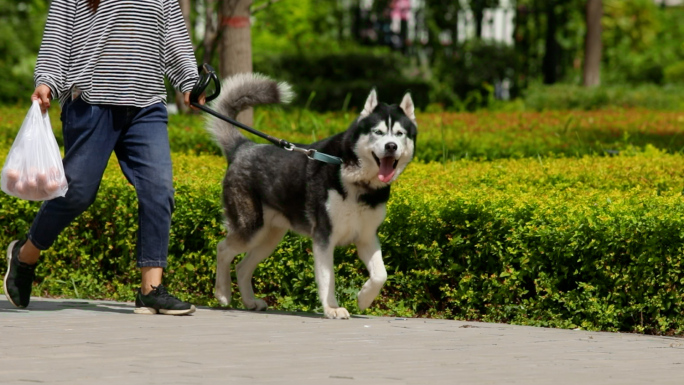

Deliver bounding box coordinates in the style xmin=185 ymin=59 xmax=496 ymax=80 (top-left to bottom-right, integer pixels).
xmin=514 ymin=0 xmax=586 ymax=84
xmin=4 ymin=103 xmax=684 ymax=165
xmin=513 ymin=0 xmax=684 ymax=89
xmin=252 ymin=0 xmax=344 ymax=57
xmin=431 ymin=40 xmax=519 ymax=111
xmin=601 ymin=2 xmax=684 ymax=85
xmin=0 ymin=0 xmax=683 ymax=334
xmin=255 ymin=49 xmax=431 ymax=111
xmin=3 ymin=103 xmax=684 ymax=333
xmin=2 ymin=0 xmax=681 ymax=111
xmin=664 ymin=61 xmax=684 ymax=84
xmin=523 ymin=83 xmax=684 ymax=111
xmin=293 ymin=78 xmax=430 ymax=113
xmin=0 ymin=103 xmax=63 ymax=149
xmin=166 ymin=108 xmax=684 ymax=163
xmin=603 ymin=0 xmax=660 ymax=54
xmin=3 ymin=147 xmax=684 ymax=334
xmin=0 ymin=0 xmax=48 ymax=104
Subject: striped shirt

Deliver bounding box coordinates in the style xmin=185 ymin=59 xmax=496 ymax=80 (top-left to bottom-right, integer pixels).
xmin=35 ymin=0 xmax=199 ymax=107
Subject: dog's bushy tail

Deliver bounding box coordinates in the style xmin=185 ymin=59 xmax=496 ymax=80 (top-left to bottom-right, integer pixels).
xmin=206 ymin=73 xmax=294 ymax=157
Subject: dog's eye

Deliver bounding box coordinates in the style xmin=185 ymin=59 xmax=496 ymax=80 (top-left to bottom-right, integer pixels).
xmin=373 ymin=130 xmax=384 ymax=136
xmin=395 ymin=132 xmax=404 ymax=137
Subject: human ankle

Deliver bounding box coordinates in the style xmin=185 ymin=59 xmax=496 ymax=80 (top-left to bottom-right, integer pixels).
xmin=140 ymin=267 xmax=163 ymax=295
xmin=18 ymin=243 xmax=40 ymax=265
xmin=141 ymin=285 xmax=156 ymax=295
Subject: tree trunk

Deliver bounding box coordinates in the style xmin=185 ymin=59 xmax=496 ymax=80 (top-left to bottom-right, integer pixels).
xmin=474 ymin=8 xmax=484 ymax=38
xmin=542 ymin=0 xmax=559 ymax=84
xmin=583 ymin=0 xmax=602 ymax=87
xmin=203 ymin=0 xmax=219 ymax=65
xmin=179 ymin=0 xmax=192 ymax=34
xmin=175 ymin=0 xmax=192 ymax=114
xmin=220 ymin=0 xmax=253 ymax=126
xmin=175 ymin=0 xmax=193 ymax=113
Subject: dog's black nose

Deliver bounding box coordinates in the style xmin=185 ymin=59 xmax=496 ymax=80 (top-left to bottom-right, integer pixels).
xmin=385 ymin=142 xmax=398 ymax=152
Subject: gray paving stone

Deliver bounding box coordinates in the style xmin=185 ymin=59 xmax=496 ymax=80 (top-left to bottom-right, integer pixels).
xmin=1 ymin=297 xmax=682 ymax=384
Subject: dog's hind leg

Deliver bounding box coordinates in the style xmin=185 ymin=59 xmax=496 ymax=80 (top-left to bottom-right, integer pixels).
xmin=356 ymin=235 xmax=387 ymax=311
xmin=215 ymin=234 xmax=248 ymax=307
xmin=236 ymin=226 xmax=287 ymax=311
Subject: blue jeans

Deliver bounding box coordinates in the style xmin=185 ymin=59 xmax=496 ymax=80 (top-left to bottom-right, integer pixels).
xmin=28 ymin=97 xmax=174 ymax=268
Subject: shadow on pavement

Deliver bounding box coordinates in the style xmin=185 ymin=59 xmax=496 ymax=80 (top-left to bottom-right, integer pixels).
xmin=0 ymin=298 xmax=135 ymax=314
xmin=0 ymin=297 xmax=374 ymax=319
xmin=204 ymin=306 xmax=372 ymax=320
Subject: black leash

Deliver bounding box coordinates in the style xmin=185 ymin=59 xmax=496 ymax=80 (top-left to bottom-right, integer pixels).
xmin=189 ymin=64 xmax=343 ymax=165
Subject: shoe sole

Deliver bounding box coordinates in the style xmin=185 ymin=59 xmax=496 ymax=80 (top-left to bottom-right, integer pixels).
xmin=4 ymin=240 xmax=23 ymax=308
xmin=134 ymin=305 xmax=196 ymax=316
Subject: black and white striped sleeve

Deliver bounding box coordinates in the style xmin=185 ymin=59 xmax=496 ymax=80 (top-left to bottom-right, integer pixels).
xmin=164 ymin=0 xmax=198 ymax=93
xmin=34 ymin=0 xmax=75 ymax=100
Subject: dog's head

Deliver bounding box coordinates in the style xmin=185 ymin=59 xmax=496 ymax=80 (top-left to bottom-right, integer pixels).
xmin=345 ymin=90 xmax=417 ymax=186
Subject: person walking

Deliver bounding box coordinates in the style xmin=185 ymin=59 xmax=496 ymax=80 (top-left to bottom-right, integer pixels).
xmin=3 ymin=0 xmax=205 ymax=315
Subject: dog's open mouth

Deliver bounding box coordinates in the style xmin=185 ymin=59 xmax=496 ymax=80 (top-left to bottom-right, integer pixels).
xmin=373 ymin=153 xmax=399 ymax=183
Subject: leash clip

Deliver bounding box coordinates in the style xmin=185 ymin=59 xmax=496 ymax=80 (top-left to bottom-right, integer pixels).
xmin=284 ymin=144 xmax=315 ymax=159
xmin=282 ymin=143 xmax=342 ymax=164
xmin=303 ymin=149 xmax=317 ymax=161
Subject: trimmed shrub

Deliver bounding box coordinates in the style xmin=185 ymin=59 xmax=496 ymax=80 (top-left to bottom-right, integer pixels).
xmin=523 ymin=83 xmax=684 ymax=111
xmin=293 ymin=79 xmax=431 ymax=113
xmin=4 ymin=99 xmax=684 ymax=165
xmin=163 ymin=108 xmax=684 ymax=163
xmin=664 ymin=61 xmax=684 ymax=84
xmin=2 ymin=148 xmax=684 ymax=334
xmin=431 ymin=40 xmax=520 ymax=110
xmin=255 ymin=51 xmax=431 ymax=111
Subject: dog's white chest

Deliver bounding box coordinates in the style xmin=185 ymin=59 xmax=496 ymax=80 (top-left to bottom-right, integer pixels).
xmin=326 ymin=190 xmax=385 ymax=245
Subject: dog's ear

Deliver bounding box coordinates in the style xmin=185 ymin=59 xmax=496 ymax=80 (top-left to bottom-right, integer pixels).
xmin=400 ymin=93 xmax=416 ymax=124
xmin=360 ymin=89 xmax=378 ymax=119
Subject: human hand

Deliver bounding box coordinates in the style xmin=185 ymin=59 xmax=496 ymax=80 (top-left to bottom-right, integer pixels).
xmin=184 ymin=91 xmax=205 ymax=111
xmin=31 ymin=85 xmax=52 ymax=114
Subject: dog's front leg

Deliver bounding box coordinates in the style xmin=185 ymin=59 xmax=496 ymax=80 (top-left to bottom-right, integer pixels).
xmin=356 ymin=235 xmax=387 ymax=311
xmin=313 ymin=243 xmax=350 ymax=319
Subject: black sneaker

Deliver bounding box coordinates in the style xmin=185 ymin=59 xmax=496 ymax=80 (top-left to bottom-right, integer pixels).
xmin=4 ymin=239 xmax=37 ymax=308
xmin=134 ymin=284 xmax=196 ymax=315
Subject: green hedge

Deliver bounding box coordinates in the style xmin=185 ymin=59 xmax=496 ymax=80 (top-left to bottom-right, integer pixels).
xmin=292 ymin=79 xmax=431 ymax=113
xmin=523 ymin=83 xmax=684 ymax=111
xmin=2 ymin=147 xmax=684 ymax=335
xmin=164 ymin=108 xmax=684 ymax=163
xmin=174 ymin=108 xmax=684 ymax=163
xmin=664 ymin=61 xmax=684 ymax=84
xmin=4 ymin=101 xmax=684 ymax=164
xmin=255 ymin=51 xmax=432 ymax=111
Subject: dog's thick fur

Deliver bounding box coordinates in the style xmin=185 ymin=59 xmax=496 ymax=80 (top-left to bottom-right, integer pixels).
xmin=208 ymin=73 xmax=417 ymax=319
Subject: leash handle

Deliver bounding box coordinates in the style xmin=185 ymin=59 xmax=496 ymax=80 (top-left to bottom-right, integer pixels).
xmin=190 ymin=63 xmax=221 ymax=104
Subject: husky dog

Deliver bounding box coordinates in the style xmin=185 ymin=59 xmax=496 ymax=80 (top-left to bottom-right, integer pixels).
xmin=208 ymin=73 xmax=417 ymax=319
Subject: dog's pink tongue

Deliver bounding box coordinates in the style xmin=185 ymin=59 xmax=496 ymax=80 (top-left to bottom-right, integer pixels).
xmin=378 ymin=157 xmax=396 ymax=183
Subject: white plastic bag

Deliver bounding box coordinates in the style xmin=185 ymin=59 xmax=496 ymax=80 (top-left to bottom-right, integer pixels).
xmin=1 ymin=100 xmax=68 ymax=201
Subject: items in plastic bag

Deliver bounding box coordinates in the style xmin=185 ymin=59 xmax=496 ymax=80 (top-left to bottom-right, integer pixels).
xmin=1 ymin=100 xmax=68 ymax=201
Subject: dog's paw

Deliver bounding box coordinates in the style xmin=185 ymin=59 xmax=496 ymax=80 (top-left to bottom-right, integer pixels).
xmin=324 ymin=306 xmax=350 ymax=319
xmin=215 ymin=291 xmax=231 ymax=307
xmin=243 ymin=298 xmax=268 ymax=311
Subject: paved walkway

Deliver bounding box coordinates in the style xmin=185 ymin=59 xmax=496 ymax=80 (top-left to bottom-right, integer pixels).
xmin=1 ymin=297 xmax=682 ymax=385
